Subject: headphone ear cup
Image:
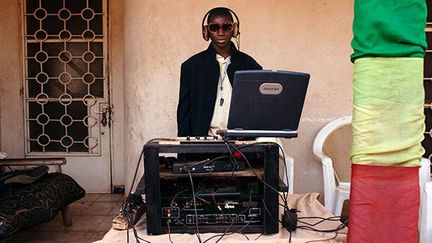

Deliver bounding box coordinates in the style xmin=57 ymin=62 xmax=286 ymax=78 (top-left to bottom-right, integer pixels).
xmin=202 ymin=25 xmax=209 ymax=41
xmin=232 ymin=22 xmax=239 ymax=38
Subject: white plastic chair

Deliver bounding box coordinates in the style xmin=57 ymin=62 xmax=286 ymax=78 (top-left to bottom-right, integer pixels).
xmin=420 ymin=159 xmax=432 ymax=243
xmin=282 ymin=154 xmax=294 ymax=195
xmin=313 ymin=116 xmax=432 ymax=230
xmin=313 ymin=116 xmax=352 ymax=215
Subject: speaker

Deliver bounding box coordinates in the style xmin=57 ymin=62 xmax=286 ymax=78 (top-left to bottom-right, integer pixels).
xmin=201 ymin=7 xmax=240 ymax=41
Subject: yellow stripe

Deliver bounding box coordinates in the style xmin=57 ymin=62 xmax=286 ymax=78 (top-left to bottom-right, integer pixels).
xmin=351 ymin=57 xmax=425 ymax=166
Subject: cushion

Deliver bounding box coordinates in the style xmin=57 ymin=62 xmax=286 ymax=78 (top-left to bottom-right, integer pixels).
xmin=0 ymin=173 xmax=86 ymax=239
xmin=0 ymin=165 xmax=49 ymax=185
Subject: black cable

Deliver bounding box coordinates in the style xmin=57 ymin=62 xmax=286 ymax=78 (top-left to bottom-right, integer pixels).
xmin=129 ymin=138 xmax=177 ymax=195
xmin=189 ymin=155 xmax=230 ymax=168
xmin=269 ymin=142 xmax=290 ymax=207
xmin=133 ymin=225 xmax=150 ymax=243
xmin=128 ymin=147 xmax=145 ymax=196
xmin=202 ymin=191 xmax=253 ymax=243
xmin=225 ymin=142 xmax=294 ymax=235
xmin=298 ymin=216 xmax=341 ymax=220
xmin=254 ymin=233 xmax=263 ymax=240
xmin=297 ymin=223 xmax=346 ymax=233
xmin=170 ymin=189 xmax=188 ymax=207
xmin=304 ymin=229 xmax=346 ymax=243
xmin=124 ymin=203 xmax=151 ymax=243
xmin=134 ymin=231 xmax=151 ymax=243
xmin=261 ymin=197 xmax=281 ymax=226
xmin=224 ymin=142 xmax=288 ymax=206
xmin=240 ymin=233 xmax=249 ymax=240
xmin=172 ymin=216 xmax=196 ymax=234
xmin=224 ymin=141 xmax=347 ymax=240
xmin=124 ymin=138 xmax=177 ymax=243
xmin=214 ymin=191 xmax=253 ymax=243
xmin=167 ymin=220 xmax=174 ymax=243
xmin=215 ymin=221 xmax=236 ymax=243
xmin=234 ymin=142 xmax=288 ymax=203
xmin=202 ymin=221 xmax=253 ymax=243
xmin=187 ymin=168 xmax=203 ymax=243
xmin=297 ymin=216 xmax=341 ymax=227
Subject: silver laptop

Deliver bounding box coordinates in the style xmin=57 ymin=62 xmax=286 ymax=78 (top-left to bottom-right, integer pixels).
xmin=217 ymin=70 xmax=310 ymax=139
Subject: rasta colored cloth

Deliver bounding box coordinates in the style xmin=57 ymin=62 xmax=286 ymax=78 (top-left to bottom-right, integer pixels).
xmin=351 ymin=0 xmax=427 ymax=62
xmin=348 ymin=0 xmax=426 ymax=242
xmin=348 ymin=164 xmax=420 ymax=243
xmin=351 ymin=57 xmax=425 ymax=167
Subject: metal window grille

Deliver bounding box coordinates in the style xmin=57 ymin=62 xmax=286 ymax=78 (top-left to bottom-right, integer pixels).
xmin=423 ymin=3 xmax=432 ymax=162
xmin=23 ymin=0 xmax=107 ymax=155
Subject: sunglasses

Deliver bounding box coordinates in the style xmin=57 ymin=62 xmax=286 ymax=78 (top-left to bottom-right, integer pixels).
xmin=207 ymin=23 xmax=234 ymax=33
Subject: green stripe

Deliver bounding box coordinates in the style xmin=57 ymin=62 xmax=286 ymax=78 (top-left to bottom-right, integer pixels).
xmin=351 ymin=0 xmax=426 ymax=62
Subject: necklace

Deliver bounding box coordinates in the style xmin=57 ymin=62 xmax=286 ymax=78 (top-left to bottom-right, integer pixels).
xmin=218 ymin=57 xmax=230 ymax=106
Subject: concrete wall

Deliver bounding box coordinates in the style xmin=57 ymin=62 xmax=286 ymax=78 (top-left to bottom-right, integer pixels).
xmin=0 ymin=0 xmax=24 ymax=156
xmin=109 ymin=0 xmax=126 ymax=191
xmin=123 ymin=0 xmax=354 ymax=195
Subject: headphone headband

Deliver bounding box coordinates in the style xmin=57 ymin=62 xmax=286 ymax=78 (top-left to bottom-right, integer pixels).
xmin=201 ymin=7 xmax=241 ymax=49
xmin=201 ymin=7 xmax=240 ymax=31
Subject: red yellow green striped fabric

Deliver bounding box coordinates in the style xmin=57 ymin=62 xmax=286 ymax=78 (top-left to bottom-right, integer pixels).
xmin=348 ymin=1 xmax=427 ymax=242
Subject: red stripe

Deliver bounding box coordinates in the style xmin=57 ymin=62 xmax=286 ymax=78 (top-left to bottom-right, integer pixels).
xmin=347 ymin=164 xmax=419 ymax=243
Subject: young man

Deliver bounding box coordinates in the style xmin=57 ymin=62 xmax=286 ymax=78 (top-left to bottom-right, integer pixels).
xmin=177 ymin=7 xmax=262 ymax=137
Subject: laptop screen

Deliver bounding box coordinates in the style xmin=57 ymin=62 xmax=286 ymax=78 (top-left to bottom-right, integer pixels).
xmin=225 ymin=70 xmax=310 ymax=138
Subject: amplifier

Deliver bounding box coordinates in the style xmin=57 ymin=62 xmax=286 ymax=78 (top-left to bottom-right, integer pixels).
xmin=162 ymin=195 xmax=263 ymax=226
xmin=171 ymin=159 xmax=246 ymax=174
xmin=150 ymin=177 xmax=277 ymax=234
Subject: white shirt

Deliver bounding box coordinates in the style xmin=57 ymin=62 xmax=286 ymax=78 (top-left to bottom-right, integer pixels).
xmin=208 ymin=54 xmax=232 ymax=136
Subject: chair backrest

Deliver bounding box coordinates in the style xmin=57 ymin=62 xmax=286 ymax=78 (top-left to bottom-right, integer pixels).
xmin=322 ymin=123 xmax=352 ymax=183
xmin=313 ymin=116 xmax=352 ymax=184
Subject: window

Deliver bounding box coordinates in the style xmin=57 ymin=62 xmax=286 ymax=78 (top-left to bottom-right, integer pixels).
xmin=423 ymin=1 xmax=432 ymax=162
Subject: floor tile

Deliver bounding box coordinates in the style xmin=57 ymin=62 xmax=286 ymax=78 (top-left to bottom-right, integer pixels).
xmin=109 ymin=204 xmax=122 ymax=216
xmin=77 ymin=193 xmax=100 ymax=203
xmin=83 ymin=202 xmax=116 ymax=216
xmin=96 ymin=193 xmax=124 ymax=202
xmin=96 ymin=215 xmax=115 ymax=232
xmin=67 ymin=215 xmax=106 ymax=232
xmin=87 ymin=231 xmax=106 ymax=242
xmin=26 ymin=231 xmax=93 ymax=242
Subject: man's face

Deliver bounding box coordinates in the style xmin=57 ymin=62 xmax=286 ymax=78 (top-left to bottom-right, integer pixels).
xmin=207 ymin=15 xmax=234 ymax=50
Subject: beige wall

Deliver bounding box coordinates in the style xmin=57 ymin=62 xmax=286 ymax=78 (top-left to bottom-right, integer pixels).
xmin=0 ymin=0 xmax=24 ymax=156
xmin=123 ymin=0 xmax=354 ymax=194
xmin=109 ymin=0 xmax=126 ymax=190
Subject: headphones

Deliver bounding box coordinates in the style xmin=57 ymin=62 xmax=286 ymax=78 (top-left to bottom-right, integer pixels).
xmin=201 ymin=7 xmax=240 ymax=41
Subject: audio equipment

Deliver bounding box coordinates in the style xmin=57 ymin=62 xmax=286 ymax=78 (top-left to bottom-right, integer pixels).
xmin=178 ymin=136 xmax=227 ymax=144
xmin=201 ymin=7 xmax=240 ymax=41
xmin=144 ymin=142 xmax=279 ymax=235
xmin=159 ymin=177 xmax=270 ymax=234
xmin=171 ymin=158 xmax=246 ymax=174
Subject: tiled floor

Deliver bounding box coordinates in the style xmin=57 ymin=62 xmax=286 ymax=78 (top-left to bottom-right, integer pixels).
xmin=6 ymin=193 xmax=124 ymax=243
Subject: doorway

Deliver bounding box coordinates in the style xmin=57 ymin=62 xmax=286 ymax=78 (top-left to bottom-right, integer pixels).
xmin=22 ymin=0 xmax=111 ymax=192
